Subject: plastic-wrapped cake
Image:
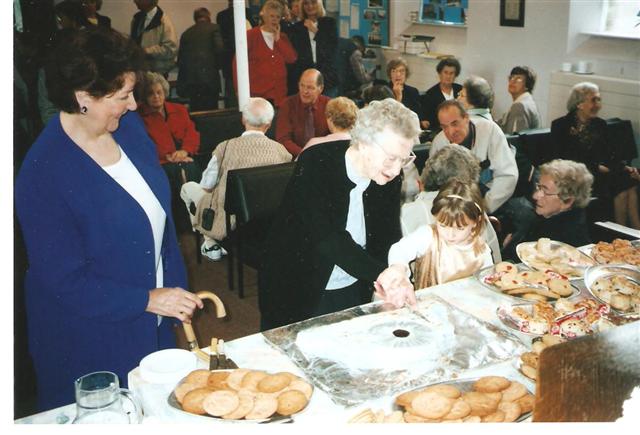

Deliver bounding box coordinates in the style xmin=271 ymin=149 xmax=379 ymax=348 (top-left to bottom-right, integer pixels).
xmin=295 ymin=303 xmax=455 ymax=372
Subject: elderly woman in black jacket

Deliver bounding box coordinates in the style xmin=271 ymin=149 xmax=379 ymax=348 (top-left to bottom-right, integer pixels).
xmin=550 ymin=82 xmax=640 ymax=228
xmin=259 ymin=98 xmax=421 ymax=330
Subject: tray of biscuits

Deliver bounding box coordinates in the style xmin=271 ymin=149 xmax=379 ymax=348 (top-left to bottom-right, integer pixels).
xmin=169 ymin=368 xmax=313 ymax=422
xmin=584 ymin=264 xmax=640 ymax=314
xmin=475 ymin=261 xmax=579 ymax=302
xmin=517 ymin=334 xmax=566 ymax=381
xmin=391 ymin=376 xmax=535 ymax=423
xmin=588 ymin=239 xmax=640 ymax=266
xmin=496 ymin=298 xmax=609 ymax=337
xmin=516 ymin=238 xmax=596 ymax=279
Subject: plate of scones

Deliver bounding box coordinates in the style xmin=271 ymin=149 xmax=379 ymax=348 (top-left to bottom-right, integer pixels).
xmin=516 ymin=238 xmax=596 ymax=279
xmin=476 ymin=261 xmax=579 ymax=302
xmin=584 ymin=264 xmax=640 ymax=314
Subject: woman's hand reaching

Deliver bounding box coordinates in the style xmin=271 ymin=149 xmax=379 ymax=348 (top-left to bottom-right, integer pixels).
xmin=147 ymin=287 xmax=204 ymax=323
xmin=374 ymin=264 xmax=416 ymax=309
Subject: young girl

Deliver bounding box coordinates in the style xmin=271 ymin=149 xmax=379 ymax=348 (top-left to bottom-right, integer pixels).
xmin=376 ymin=180 xmax=493 ymax=302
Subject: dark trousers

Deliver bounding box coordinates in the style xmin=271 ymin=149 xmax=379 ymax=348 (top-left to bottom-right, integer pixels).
xmin=311 ymin=280 xmax=370 ymax=318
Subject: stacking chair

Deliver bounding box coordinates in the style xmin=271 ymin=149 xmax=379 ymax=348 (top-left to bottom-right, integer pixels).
xmin=224 ymin=162 xmax=296 ymax=298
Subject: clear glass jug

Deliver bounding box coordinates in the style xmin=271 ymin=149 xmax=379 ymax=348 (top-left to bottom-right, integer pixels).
xmin=73 ymin=371 xmax=142 ymax=424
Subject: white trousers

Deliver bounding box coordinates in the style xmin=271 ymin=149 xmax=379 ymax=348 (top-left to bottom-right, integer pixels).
xmin=180 ymin=182 xmax=216 ymax=247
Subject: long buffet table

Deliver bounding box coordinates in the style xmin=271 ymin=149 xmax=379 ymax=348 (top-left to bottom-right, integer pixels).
xmin=17 ymin=273 xmax=554 ymax=424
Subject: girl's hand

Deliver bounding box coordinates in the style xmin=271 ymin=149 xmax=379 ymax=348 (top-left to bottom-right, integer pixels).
xmin=598 ymin=164 xmax=610 ymax=174
xmin=146 ymin=287 xmax=204 ymax=323
xmin=375 ymin=264 xmax=416 ymax=308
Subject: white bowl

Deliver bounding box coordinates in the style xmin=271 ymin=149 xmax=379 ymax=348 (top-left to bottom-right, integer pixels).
xmin=139 ymin=349 xmax=198 ymax=384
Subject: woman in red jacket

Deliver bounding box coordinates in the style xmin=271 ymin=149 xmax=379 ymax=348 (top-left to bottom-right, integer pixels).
xmin=234 ymin=0 xmax=297 ymax=108
xmin=139 ymin=71 xmax=201 ymax=232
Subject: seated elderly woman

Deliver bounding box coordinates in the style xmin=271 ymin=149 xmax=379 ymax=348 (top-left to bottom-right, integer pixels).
xmin=138 ymin=71 xmax=202 ymax=231
xmin=259 ymin=98 xmax=421 ymax=329
xmin=550 ymin=82 xmax=640 ymax=229
xmin=457 ymin=75 xmax=494 ymax=122
xmin=299 ymin=96 xmax=358 ymax=155
xmin=498 ymin=65 xmax=540 ymax=134
xmin=401 ymin=144 xmax=501 ymax=263
xmin=386 ymin=58 xmax=426 ymax=128
xmin=420 ymin=57 xmax=462 ymax=132
xmin=520 ymin=159 xmax=594 ymax=247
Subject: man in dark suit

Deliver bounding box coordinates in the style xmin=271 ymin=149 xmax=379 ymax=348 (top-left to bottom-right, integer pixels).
xmin=177 ymin=7 xmax=224 ymax=111
xmin=216 ymin=0 xmax=257 ymax=108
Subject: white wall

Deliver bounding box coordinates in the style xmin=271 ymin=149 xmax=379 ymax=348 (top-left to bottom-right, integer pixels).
xmin=389 ymin=0 xmax=640 ymax=129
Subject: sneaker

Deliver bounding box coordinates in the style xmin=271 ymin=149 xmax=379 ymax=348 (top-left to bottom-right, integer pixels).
xmin=201 ymin=242 xmax=223 ymax=261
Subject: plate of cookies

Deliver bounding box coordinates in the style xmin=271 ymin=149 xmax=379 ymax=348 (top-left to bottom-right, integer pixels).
xmin=169 ymin=368 xmax=313 ymax=422
xmin=516 ymin=238 xmax=596 ymax=279
xmin=496 ymin=298 xmax=607 ymax=337
xmin=588 ymin=239 xmax=640 ymax=266
xmin=517 ymin=334 xmax=566 ymax=381
xmin=476 ymin=261 xmax=579 ymax=302
xmin=584 ymin=264 xmax=640 ymax=314
xmin=392 ymin=376 xmax=535 ymax=423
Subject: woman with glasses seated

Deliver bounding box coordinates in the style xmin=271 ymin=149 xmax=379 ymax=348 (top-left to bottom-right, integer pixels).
xmin=497 ymin=66 xmax=540 ymax=134
xmin=259 ymin=98 xmax=421 ymax=330
xmin=550 ymin=82 xmax=640 ymax=229
xmin=504 ymin=159 xmax=593 ymax=258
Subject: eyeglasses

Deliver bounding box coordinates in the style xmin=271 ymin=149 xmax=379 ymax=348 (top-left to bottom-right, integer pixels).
xmin=508 ymin=75 xmax=525 ymax=83
xmin=535 ymin=183 xmax=559 ymax=197
xmin=372 ymin=141 xmax=416 ymax=168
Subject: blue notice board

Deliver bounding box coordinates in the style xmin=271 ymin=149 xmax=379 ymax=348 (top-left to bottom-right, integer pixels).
xmin=338 ymin=0 xmax=390 ymax=47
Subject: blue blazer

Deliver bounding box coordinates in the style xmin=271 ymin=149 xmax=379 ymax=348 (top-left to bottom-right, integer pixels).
xmin=15 ymin=111 xmax=187 ymax=411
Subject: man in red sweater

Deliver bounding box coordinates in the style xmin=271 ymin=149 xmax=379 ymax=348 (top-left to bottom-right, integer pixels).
xmin=276 ymin=68 xmax=330 ymax=157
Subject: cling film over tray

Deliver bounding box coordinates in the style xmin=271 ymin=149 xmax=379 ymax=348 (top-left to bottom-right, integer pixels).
xmin=262 ymin=294 xmax=527 ymax=407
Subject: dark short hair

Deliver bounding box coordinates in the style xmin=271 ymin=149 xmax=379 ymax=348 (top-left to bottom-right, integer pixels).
xmin=45 ymin=28 xmax=146 ymax=113
xmin=362 ymin=83 xmax=394 ymax=105
xmin=436 ymin=57 xmax=461 ymax=76
xmin=437 ymin=99 xmax=467 ymax=117
xmin=510 ymin=65 xmax=537 ymax=92
xmin=193 ymin=7 xmax=211 ymax=22
xmin=56 ymin=0 xmax=88 ymax=28
xmin=463 ymin=76 xmax=494 ymax=109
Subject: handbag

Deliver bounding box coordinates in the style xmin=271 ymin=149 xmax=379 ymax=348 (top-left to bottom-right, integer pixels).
xmin=198 ymin=140 xmax=231 ymax=231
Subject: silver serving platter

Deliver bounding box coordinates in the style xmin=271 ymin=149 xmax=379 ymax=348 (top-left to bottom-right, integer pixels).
xmin=584 ymin=239 xmax=640 ymax=265
xmin=475 ymin=264 xmax=580 ymax=302
xmin=496 ymin=303 xmax=544 ymax=336
xmin=583 ymin=264 xmax=640 ymax=314
xmin=516 ymin=240 xmax=596 ymax=280
xmin=393 ymin=377 xmax=532 ymax=422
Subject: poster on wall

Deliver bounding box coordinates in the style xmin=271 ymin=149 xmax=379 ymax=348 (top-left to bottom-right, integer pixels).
xmin=420 ymin=0 xmax=468 ymax=26
xmin=339 ymin=0 xmax=389 ymax=47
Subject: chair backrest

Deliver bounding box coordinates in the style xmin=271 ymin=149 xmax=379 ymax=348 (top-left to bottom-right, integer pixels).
xmin=191 ymin=108 xmax=244 ymax=157
xmin=224 ymin=162 xmax=296 ymax=224
xmin=606 ymin=118 xmax=638 ymax=162
xmin=518 ymin=127 xmax=552 ymax=166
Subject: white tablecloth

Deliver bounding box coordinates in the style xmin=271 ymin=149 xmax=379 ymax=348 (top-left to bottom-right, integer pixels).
xmin=17 ymin=275 xmax=545 ymax=424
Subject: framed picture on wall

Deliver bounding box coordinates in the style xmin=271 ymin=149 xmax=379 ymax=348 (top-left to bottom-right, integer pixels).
xmin=500 ymin=0 xmax=525 ymax=27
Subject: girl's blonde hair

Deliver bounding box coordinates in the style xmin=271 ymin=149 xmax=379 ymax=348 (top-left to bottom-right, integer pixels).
xmin=431 ymin=179 xmax=486 ymax=243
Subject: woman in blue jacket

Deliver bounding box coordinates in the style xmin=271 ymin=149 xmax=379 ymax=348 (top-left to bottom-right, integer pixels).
xmin=15 ymin=28 xmax=203 ymax=411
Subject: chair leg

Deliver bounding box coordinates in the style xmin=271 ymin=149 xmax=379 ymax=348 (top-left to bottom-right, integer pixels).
xmin=226 ymin=216 xmax=234 ymax=291
xmin=237 ymin=230 xmax=244 ymax=299
xmin=195 ymin=231 xmax=202 ymax=264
